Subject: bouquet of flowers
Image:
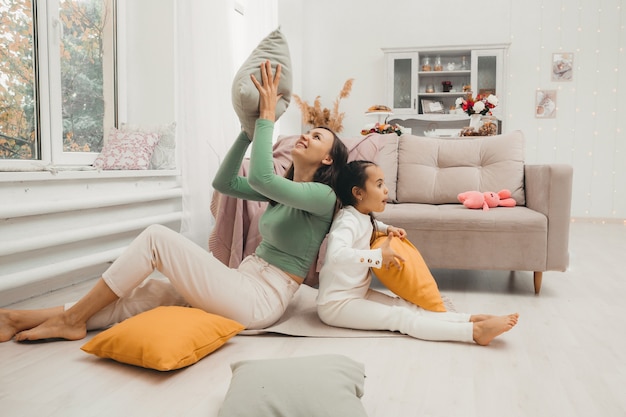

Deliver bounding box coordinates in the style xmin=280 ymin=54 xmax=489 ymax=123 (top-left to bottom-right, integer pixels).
xmin=361 ymin=122 xmax=404 ymax=136
xmin=456 ymin=94 xmax=498 ymax=116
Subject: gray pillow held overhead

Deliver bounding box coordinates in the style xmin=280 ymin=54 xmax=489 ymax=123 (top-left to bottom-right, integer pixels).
xmin=231 ymin=28 xmax=292 ymax=139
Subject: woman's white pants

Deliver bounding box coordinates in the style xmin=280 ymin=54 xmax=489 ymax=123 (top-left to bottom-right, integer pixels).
xmin=65 ymin=224 xmax=300 ymax=330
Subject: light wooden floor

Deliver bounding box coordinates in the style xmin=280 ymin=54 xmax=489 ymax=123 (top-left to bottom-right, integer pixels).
xmin=1 ymin=221 xmax=625 ymax=417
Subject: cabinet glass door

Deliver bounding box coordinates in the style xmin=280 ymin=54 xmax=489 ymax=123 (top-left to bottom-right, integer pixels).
xmin=477 ymin=56 xmax=497 ymax=95
xmin=471 ymin=49 xmax=504 ymax=117
xmin=393 ymin=58 xmax=412 ymax=108
xmin=387 ymin=53 xmax=417 ymax=114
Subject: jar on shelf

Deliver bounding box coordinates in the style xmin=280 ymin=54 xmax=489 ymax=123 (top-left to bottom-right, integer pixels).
xmin=434 ymin=55 xmax=443 ymax=71
xmin=425 ymin=84 xmax=435 ymax=93
xmin=460 ymin=56 xmax=469 ymax=70
xmin=421 ymin=56 xmax=432 ymax=71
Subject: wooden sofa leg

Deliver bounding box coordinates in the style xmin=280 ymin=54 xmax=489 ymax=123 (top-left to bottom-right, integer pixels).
xmin=533 ymin=271 xmax=543 ymax=294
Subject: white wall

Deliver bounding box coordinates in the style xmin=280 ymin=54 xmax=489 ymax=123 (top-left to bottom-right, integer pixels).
xmin=121 ymin=0 xmax=175 ymax=125
xmin=277 ymin=0 xmax=626 ymax=220
xmin=275 ymin=0 xmax=304 ymax=136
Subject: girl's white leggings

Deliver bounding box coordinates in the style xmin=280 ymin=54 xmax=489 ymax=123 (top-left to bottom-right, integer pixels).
xmin=65 ymin=224 xmax=300 ymax=331
xmin=317 ymin=288 xmax=474 ymax=343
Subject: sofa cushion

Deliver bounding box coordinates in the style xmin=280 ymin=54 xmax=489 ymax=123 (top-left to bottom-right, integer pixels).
xmin=395 ymin=131 xmax=525 ymax=205
xmin=375 ymin=204 xmax=548 ymax=271
xmin=340 ymin=133 xmax=398 ymax=201
xmin=377 ymin=203 xmax=545 ymax=233
xmin=374 ymin=133 xmax=399 ymax=202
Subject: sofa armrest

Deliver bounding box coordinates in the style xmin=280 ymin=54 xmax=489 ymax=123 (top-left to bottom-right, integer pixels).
xmin=524 ymin=164 xmax=573 ymax=271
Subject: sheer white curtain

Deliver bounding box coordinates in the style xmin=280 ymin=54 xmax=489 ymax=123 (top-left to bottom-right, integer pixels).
xmin=176 ymin=0 xmax=278 ymax=247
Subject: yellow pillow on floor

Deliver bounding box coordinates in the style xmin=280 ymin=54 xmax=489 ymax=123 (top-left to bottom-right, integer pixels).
xmin=81 ymin=306 xmax=244 ymax=371
xmin=371 ymin=236 xmax=446 ymax=312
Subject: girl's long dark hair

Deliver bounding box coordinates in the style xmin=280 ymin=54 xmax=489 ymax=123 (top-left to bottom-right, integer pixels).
xmin=336 ymin=160 xmax=379 ymax=243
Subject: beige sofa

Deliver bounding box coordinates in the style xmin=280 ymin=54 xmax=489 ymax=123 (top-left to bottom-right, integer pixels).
xmin=372 ymin=130 xmax=573 ymax=294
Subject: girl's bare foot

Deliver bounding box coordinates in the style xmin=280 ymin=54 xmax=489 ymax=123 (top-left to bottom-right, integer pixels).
xmin=473 ymin=313 xmax=519 ymax=346
xmin=14 ymin=313 xmax=87 ymax=342
xmin=470 ymin=314 xmax=495 ymax=323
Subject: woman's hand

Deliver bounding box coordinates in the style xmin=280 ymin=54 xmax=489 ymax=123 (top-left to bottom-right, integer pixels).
xmin=250 ymin=60 xmax=282 ymax=122
xmin=387 ymin=226 xmax=407 ymax=239
xmin=380 ymin=234 xmax=405 ymax=270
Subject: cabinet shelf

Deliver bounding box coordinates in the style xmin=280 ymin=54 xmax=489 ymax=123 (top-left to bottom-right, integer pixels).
xmin=419 ymin=92 xmax=470 ymax=97
xmin=418 ymin=70 xmax=470 ymax=76
xmin=391 ymin=114 xmax=471 ymax=122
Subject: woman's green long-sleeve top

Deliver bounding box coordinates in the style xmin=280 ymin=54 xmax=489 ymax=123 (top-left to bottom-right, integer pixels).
xmin=212 ymin=119 xmax=336 ymax=278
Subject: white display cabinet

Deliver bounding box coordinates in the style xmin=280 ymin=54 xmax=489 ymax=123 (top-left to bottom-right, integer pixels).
xmin=383 ymin=44 xmax=508 ymax=136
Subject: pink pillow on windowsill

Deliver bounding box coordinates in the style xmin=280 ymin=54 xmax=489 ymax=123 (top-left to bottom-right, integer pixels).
xmin=119 ymin=122 xmax=176 ymax=170
xmin=93 ymin=127 xmax=159 ymax=170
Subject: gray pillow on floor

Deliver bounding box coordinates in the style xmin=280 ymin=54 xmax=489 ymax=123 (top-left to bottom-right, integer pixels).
xmin=217 ymin=354 xmax=368 ymax=417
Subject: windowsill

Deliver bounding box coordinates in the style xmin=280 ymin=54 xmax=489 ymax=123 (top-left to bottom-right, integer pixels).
xmin=0 ymin=167 xmax=181 ymax=183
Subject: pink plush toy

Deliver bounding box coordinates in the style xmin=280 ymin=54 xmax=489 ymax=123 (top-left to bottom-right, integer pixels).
xmin=457 ymin=189 xmax=517 ymax=211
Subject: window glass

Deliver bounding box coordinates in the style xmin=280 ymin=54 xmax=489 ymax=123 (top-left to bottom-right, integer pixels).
xmin=59 ymin=0 xmax=114 ymax=154
xmin=0 ymin=0 xmax=38 ymax=160
xmin=0 ymin=0 xmax=116 ymax=164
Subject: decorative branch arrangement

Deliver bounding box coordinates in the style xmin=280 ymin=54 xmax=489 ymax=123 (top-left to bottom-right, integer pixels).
xmin=292 ymin=79 xmax=354 ymax=133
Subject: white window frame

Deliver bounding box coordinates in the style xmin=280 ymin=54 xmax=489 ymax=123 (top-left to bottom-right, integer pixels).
xmin=1 ymin=0 xmax=119 ymax=169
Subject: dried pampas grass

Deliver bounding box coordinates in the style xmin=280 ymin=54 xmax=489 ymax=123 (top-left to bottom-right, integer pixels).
xmin=293 ymin=78 xmax=354 ymax=133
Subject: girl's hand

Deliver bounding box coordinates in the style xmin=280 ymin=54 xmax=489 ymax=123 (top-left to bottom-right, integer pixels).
xmin=380 ymin=234 xmax=405 ymax=270
xmin=387 ymin=226 xmax=407 ymax=239
xmin=250 ymin=60 xmax=282 ymax=122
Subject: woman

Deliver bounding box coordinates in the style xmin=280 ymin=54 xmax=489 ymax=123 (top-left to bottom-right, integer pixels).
xmin=317 ymin=160 xmax=518 ymax=346
xmin=0 ymin=61 xmax=348 ymax=342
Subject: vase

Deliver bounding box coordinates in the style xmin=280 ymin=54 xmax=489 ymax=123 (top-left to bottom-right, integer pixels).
xmin=469 ymin=114 xmax=482 ymax=130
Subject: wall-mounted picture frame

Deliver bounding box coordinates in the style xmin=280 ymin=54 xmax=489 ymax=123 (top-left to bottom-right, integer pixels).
xmin=535 ymin=90 xmax=557 ymax=118
xmin=421 ymin=99 xmax=445 ymax=114
xmin=552 ymin=53 xmax=574 ymax=81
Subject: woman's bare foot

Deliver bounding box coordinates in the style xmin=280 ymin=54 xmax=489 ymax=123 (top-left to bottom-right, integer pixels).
xmin=1 ymin=306 xmax=65 ymax=342
xmin=14 ymin=313 xmax=87 ymax=342
xmin=0 ymin=309 xmax=20 ymax=342
xmin=473 ymin=313 xmax=519 ymax=346
xmin=4 ymin=278 xmax=118 ymax=343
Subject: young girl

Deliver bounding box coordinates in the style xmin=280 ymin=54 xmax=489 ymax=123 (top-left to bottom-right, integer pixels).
xmin=1 ymin=61 xmax=349 ymax=343
xmin=316 ymin=160 xmax=519 ymax=345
